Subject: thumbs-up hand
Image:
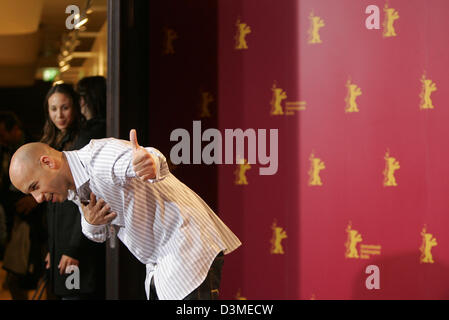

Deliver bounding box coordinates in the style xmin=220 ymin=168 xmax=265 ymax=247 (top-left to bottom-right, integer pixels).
xmin=130 ymin=129 xmax=157 ymax=180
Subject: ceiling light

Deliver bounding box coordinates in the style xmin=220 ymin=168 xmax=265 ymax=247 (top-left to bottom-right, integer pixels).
xmin=75 ymin=14 xmax=88 ymax=29
xmin=60 ymin=64 xmax=70 ymax=73
xmin=85 ymin=0 xmax=93 ymax=14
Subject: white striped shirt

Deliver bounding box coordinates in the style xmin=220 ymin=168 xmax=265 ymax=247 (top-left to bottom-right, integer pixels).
xmin=63 ymin=138 xmax=241 ymax=300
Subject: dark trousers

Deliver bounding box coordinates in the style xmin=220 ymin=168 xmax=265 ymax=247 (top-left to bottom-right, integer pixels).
xmin=150 ymin=252 xmax=224 ymax=300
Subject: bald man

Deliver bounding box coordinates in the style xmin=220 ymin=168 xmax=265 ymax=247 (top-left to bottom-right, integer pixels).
xmin=9 ymin=130 xmax=241 ymax=300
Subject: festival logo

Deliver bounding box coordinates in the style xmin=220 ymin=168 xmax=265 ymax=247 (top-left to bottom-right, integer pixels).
xmin=419 ymin=74 xmax=437 ymax=110
xmin=270 ymin=82 xmax=287 ymax=115
xmin=270 ymin=219 xmax=287 ymax=255
xmin=163 ymin=27 xmax=178 ymax=55
xmin=420 ymin=225 xmax=437 ymax=264
xmin=308 ymin=152 xmax=325 ymax=186
xmin=383 ymin=150 xmax=400 ymax=187
xmin=345 ymin=79 xmax=362 ymax=113
xmin=345 ymin=222 xmax=381 ymax=259
xmin=382 ymin=3 xmax=399 ymax=38
xmin=308 ymin=11 xmax=325 ymax=44
xmin=199 ymin=91 xmax=214 ymax=118
xmin=345 ymin=223 xmax=363 ymax=258
xmin=235 ymin=18 xmax=251 ymax=50
xmin=270 ymin=82 xmax=306 ymax=116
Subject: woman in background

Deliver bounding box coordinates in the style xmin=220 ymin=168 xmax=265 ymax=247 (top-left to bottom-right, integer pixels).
xmin=76 ymin=76 xmax=107 ymax=140
xmin=41 ymin=83 xmax=105 ymax=300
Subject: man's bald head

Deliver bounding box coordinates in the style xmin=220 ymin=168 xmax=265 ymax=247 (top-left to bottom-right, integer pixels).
xmin=9 ymin=142 xmax=60 ymax=194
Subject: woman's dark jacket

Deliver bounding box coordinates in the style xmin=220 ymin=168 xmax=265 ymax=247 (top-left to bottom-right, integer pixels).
xmin=46 ymin=118 xmax=106 ymax=298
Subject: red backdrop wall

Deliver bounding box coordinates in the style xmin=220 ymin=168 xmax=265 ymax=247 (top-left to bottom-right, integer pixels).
xmin=218 ymin=0 xmax=449 ymax=299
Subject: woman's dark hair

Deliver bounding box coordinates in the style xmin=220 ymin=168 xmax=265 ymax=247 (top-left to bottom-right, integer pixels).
xmin=76 ymin=76 xmax=107 ymax=119
xmin=40 ymin=83 xmax=84 ymax=151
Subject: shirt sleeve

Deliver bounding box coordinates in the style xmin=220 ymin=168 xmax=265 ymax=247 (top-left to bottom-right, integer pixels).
xmin=80 ymin=212 xmax=109 ymax=243
xmin=88 ymin=139 xmax=170 ymax=186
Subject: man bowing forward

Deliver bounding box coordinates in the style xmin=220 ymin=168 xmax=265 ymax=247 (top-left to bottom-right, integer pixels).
xmin=9 ymin=129 xmax=241 ymax=300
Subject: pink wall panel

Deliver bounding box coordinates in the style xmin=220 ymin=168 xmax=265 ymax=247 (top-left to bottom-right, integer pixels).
xmin=218 ymin=0 xmax=449 ymax=299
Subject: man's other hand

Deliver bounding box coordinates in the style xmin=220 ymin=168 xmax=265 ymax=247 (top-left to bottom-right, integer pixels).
xmin=81 ymin=192 xmax=117 ymax=225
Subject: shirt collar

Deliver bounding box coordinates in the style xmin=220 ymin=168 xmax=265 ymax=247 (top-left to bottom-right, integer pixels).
xmin=63 ymin=150 xmax=90 ymax=192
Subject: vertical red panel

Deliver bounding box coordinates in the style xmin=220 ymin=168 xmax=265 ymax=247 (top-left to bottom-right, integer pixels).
xmin=218 ymin=0 xmax=300 ymax=299
xmin=219 ymin=0 xmax=449 ymax=299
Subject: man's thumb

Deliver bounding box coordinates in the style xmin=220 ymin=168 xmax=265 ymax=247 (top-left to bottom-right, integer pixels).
xmin=130 ymin=129 xmax=139 ymax=150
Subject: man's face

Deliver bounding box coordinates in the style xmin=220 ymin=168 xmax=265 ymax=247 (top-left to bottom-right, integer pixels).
xmin=16 ymin=160 xmax=69 ymax=203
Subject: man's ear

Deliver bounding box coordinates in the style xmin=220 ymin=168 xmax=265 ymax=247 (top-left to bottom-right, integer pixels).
xmin=40 ymin=155 xmax=58 ymax=169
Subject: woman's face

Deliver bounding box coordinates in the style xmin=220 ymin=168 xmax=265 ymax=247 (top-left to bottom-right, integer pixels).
xmin=48 ymin=92 xmax=74 ymax=132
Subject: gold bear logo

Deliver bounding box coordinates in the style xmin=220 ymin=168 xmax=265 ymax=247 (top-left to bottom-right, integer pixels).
xmin=270 ymin=220 xmax=287 ymax=255
xmin=345 ymin=79 xmax=362 ymax=113
xmin=199 ymin=91 xmax=214 ymax=118
xmin=308 ymin=152 xmax=325 ymax=186
xmin=345 ymin=222 xmax=363 ymax=259
xmin=419 ymin=74 xmax=437 ymax=110
xmin=235 ymin=18 xmax=251 ymax=50
xmin=382 ymin=4 xmax=399 ymax=38
xmin=270 ymin=83 xmax=287 ymax=116
xmin=163 ymin=28 xmax=178 ymax=55
xmin=383 ymin=150 xmax=400 ymax=187
xmin=420 ymin=226 xmax=437 ymax=264
xmin=308 ymin=11 xmax=325 ymax=44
